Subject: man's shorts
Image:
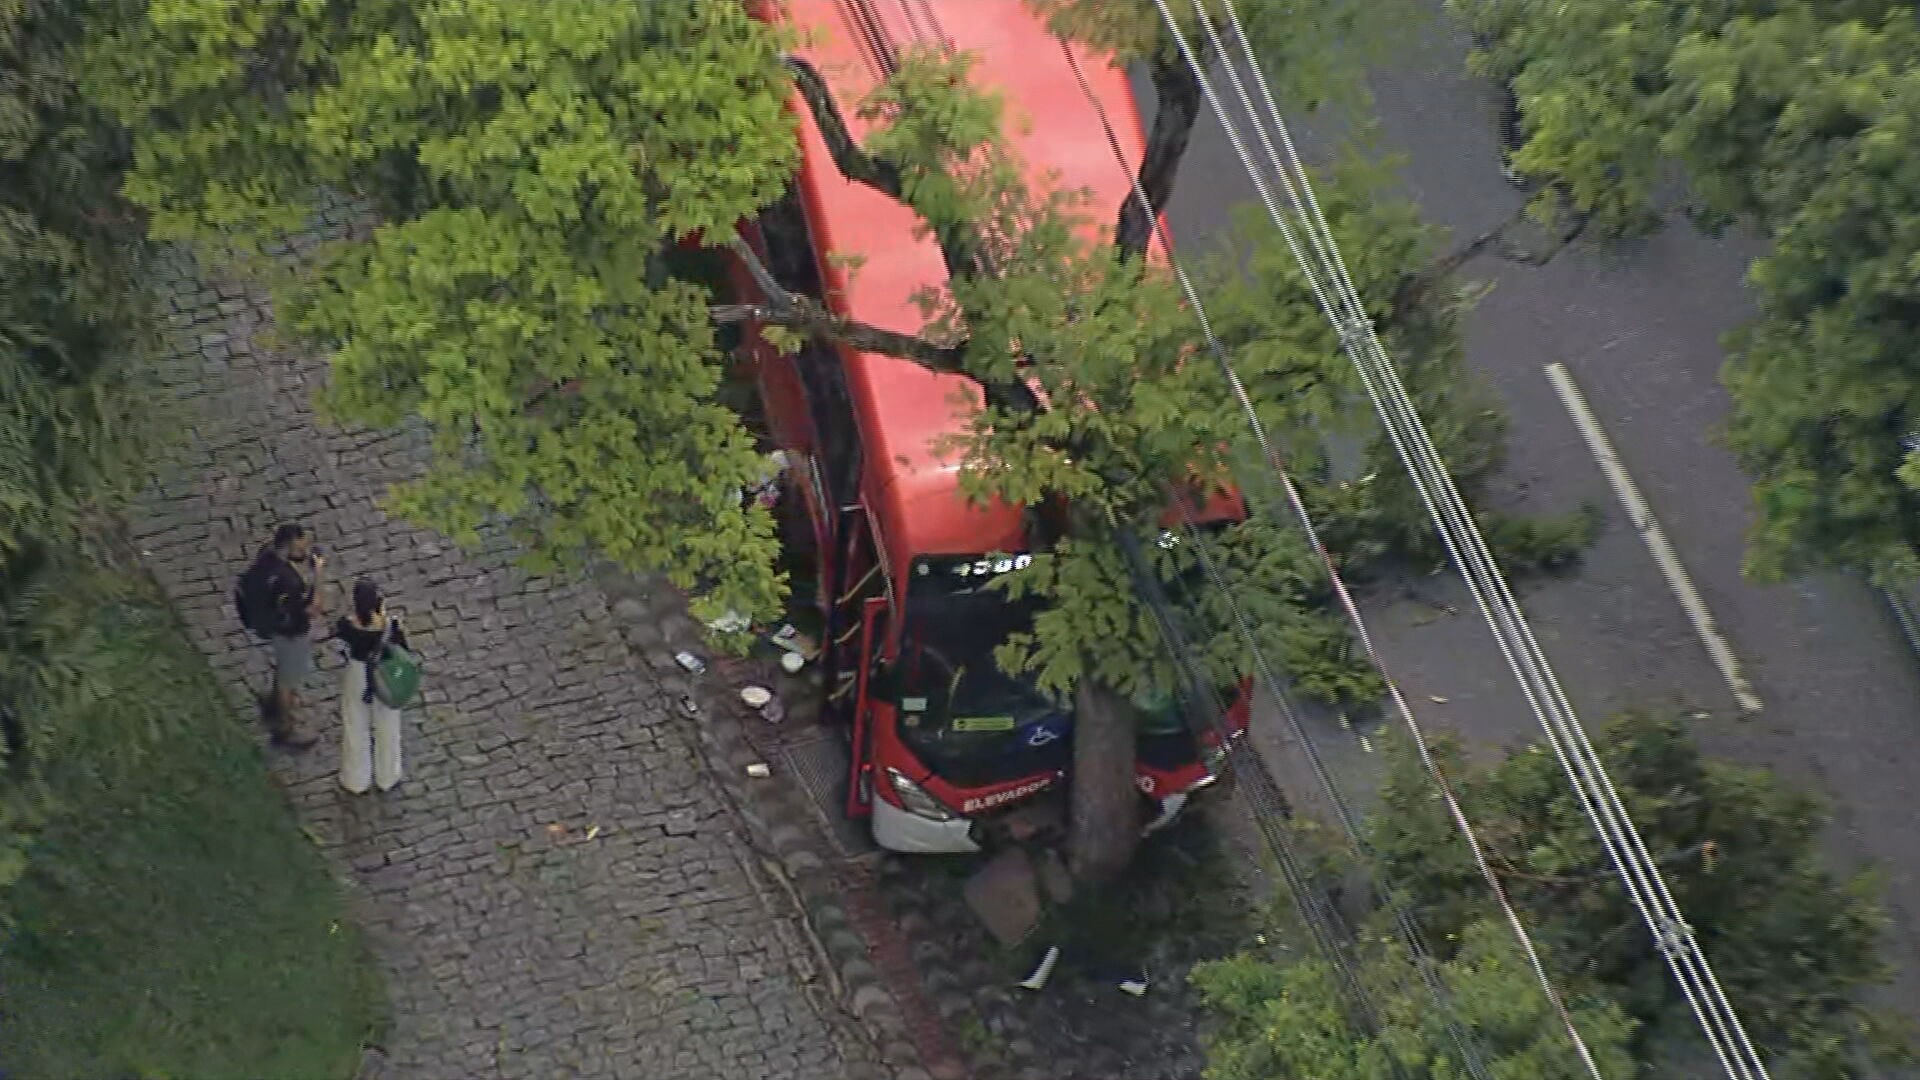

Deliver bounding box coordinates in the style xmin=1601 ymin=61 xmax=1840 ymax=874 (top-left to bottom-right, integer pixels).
xmin=270 ymin=632 xmax=315 ymax=686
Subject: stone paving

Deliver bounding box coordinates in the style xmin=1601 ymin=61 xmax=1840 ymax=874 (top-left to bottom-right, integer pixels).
xmin=127 ymin=243 xmax=881 ymax=1080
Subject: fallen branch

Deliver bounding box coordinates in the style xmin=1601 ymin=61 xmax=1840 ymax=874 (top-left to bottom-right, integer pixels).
xmin=709 ymin=300 xmax=967 ymax=374
xmin=783 ymin=56 xmax=904 ymax=202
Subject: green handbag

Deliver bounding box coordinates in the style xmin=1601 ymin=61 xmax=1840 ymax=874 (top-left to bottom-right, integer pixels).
xmin=370 ymin=617 xmax=422 ymax=709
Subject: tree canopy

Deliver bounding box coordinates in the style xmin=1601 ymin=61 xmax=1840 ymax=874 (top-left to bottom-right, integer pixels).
xmin=85 ymin=0 xmax=803 ymax=627
xmin=1371 ymin=712 xmax=1908 ymax=1075
xmin=1198 ymin=713 xmax=1911 ymax=1076
xmin=1452 ymin=0 xmax=1920 ymax=583
xmin=1196 ymin=915 xmax=1638 ymax=1080
xmin=1 ymin=0 xmax=158 ymax=905
xmin=82 ymin=0 xmax=1595 ymax=881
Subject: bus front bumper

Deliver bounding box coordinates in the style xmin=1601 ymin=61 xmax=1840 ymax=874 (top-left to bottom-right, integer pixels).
xmin=871 ymin=798 xmax=983 ymax=855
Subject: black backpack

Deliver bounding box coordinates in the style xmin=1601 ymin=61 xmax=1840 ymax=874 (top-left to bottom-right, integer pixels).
xmin=235 ymin=552 xmax=285 ymax=639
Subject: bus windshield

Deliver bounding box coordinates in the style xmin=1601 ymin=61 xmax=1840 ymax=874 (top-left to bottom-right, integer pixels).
xmin=889 ymin=554 xmax=1072 ymax=786
xmin=897 ymin=554 xmax=1058 ymax=724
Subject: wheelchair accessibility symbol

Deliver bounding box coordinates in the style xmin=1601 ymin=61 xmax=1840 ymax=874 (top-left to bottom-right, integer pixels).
xmin=1025 ymin=724 xmax=1063 ymax=748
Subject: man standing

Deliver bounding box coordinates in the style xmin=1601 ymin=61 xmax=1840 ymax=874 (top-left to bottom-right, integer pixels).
xmin=236 ymin=522 xmax=325 ymax=748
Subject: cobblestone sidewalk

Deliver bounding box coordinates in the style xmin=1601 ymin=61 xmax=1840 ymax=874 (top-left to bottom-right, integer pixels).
xmin=127 ymin=247 xmax=880 ymax=1080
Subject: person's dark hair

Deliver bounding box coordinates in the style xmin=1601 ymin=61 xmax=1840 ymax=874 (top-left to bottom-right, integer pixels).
xmin=352 ymin=578 xmax=383 ymax=625
xmin=272 ymin=522 xmax=308 ymax=549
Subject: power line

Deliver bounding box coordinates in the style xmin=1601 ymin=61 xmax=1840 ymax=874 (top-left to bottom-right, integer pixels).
xmin=1054 ymin=37 xmax=1575 ymax=1080
xmin=1151 ymin=0 xmax=1772 ymax=1075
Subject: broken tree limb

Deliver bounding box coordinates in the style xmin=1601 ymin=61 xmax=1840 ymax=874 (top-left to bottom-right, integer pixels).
xmin=709 ymin=300 xmax=968 ymax=374
xmin=1115 ymin=54 xmax=1203 ymax=262
xmin=783 ymin=56 xmax=905 ymax=201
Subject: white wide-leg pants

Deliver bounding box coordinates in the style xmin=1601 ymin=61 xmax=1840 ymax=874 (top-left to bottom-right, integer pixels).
xmin=339 ymin=660 xmax=402 ymax=793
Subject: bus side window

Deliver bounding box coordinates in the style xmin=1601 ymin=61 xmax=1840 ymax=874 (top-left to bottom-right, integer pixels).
xmin=795 ymin=339 xmax=859 ymax=506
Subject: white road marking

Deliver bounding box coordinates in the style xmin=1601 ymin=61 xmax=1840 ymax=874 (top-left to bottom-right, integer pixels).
xmin=1545 ymin=362 xmax=1764 ymax=714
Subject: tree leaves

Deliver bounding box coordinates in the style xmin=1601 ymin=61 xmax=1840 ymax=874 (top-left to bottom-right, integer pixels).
xmin=1456 ymin=0 xmax=1920 ymax=580
xmin=90 ymin=0 xmax=799 ymax=623
xmin=1195 ymin=915 xmax=1638 ymax=1080
xmin=1365 ymin=713 xmax=1909 ymax=1072
xmin=2 ymin=0 xmax=159 ymax=906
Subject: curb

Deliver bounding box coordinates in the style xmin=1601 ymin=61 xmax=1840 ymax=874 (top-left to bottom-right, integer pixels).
xmin=873 ymin=857 xmax=1053 ymax=1080
xmin=1878 ymin=583 xmax=1920 ymax=665
xmin=591 ymin=568 xmax=965 ymax=1080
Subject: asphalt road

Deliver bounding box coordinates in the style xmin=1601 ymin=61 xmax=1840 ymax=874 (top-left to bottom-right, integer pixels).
xmin=1139 ymin=10 xmax=1920 ymax=1017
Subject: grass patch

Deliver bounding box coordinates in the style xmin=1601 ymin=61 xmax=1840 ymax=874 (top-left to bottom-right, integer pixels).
xmin=1 ymin=575 xmax=383 ymax=1079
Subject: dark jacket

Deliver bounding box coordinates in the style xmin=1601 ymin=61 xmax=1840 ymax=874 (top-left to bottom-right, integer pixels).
xmin=257 ymin=550 xmax=316 ymax=637
xmin=334 ymin=615 xmax=409 ymax=663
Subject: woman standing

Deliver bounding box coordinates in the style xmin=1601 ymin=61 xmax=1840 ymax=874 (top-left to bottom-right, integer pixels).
xmin=336 ymin=578 xmax=409 ymax=793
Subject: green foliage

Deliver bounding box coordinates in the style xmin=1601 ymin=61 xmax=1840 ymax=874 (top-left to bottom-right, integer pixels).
xmin=1453 ymin=0 xmax=1920 ymax=580
xmin=1028 ymin=0 xmax=1417 ymax=115
xmin=2 ymin=0 xmax=158 ymax=902
xmin=1194 ymin=917 xmax=1638 ymax=1080
xmin=1367 ymin=712 xmax=1910 ymax=1074
xmin=1196 ymin=157 xmax=1597 ymax=582
xmin=1 ymin=567 xmax=382 ymax=1077
xmin=993 ymin=516 xmax=1384 ymax=710
xmin=86 ymin=0 xmax=802 ymax=625
xmin=844 ymin=53 xmax=1382 ymax=712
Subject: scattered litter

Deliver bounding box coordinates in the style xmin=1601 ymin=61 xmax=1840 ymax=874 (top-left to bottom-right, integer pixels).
xmin=745 ymin=763 xmax=772 ymax=778
xmin=771 ymin=624 xmax=820 ymax=660
xmin=584 ymin=825 xmax=601 ymax=841
xmin=673 ymin=651 xmax=707 ymax=675
xmin=741 ymin=685 xmax=784 ymax=723
xmin=678 ymin=694 xmax=700 ymax=716
xmin=1428 ymin=694 xmax=1450 ymax=704
xmin=779 ymin=650 xmax=806 ymax=675
xmin=704 ymin=611 xmax=751 ymax=635
xmin=1017 ymin=945 xmax=1060 ymax=992
xmin=546 ymin=823 xmax=566 ymax=839
xmin=1118 ymin=976 xmax=1149 ymax=997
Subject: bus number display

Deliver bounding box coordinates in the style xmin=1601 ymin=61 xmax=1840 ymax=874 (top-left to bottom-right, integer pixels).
xmin=945 ymin=554 xmax=1034 ymax=579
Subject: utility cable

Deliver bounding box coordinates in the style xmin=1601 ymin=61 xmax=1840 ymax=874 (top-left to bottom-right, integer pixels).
xmin=1192 ymin=9 xmax=1764 ymax=1075
xmin=1057 ymin=37 xmax=1576 ymax=1080
xmin=1147 ymin=1 xmax=1771 ymax=1075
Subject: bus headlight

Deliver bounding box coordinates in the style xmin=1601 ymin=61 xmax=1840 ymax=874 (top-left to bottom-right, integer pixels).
xmin=885 ymin=768 xmax=955 ymax=821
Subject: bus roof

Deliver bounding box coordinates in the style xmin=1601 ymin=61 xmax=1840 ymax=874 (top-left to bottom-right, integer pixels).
xmin=770 ymin=0 xmax=1236 ymax=559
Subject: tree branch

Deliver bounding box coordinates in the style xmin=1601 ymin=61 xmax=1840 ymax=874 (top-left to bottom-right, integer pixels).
xmin=1492 ymin=841 xmax=1710 ymax=888
xmin=776 ymin=52 xmax=1038 ymax=415
xmin=1116 ymin=54 xmax=1202 ymax=263
xmin=710 ymin=300 xmax=967 ymax=374
xmin=783 ymin=56 xmax=904 ymax=201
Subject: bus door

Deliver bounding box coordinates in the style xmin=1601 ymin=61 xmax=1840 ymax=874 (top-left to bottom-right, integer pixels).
xmin=828 ymin=506 xmax=887 ymax=816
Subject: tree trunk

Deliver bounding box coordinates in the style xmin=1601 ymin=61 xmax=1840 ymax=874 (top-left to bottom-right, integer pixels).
xmin=1068 ymin=678 xmax=1144 ymax=885
xmin=1115 ymin=54 xmax=1203 ymax=262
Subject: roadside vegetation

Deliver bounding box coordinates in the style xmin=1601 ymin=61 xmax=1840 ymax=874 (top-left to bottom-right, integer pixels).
xmin=80 ymin=0 xmax=1591 ymax=884
xmin=1195 ymin=713 xmax=1914 ymax=1078
xmin=1 ymin=0 xmax=381 ymax=1073
xmin=1451 ymin=0 xmax=1920 ymax=586
xmin=0 ymin=563 xmax=384 ymax=1078
xmin=12 ymin=0 xmax=1912 ymax=1075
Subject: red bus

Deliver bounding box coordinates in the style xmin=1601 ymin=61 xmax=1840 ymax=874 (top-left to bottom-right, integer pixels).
xmin=734 ymin=0 xmax=1251 ymax=854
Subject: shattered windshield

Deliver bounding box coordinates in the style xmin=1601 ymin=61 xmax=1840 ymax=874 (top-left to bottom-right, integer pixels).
xmin=897 ymin=554 xmax=1059 ymax=728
